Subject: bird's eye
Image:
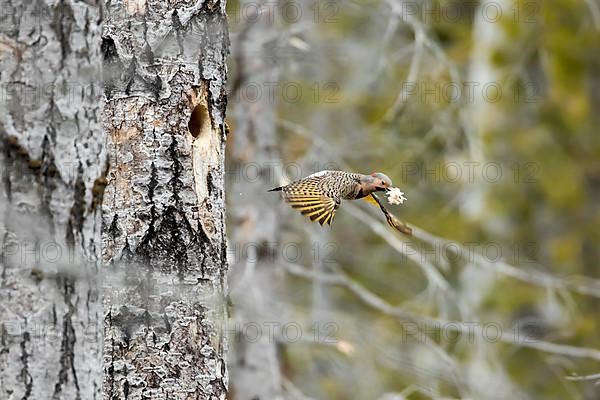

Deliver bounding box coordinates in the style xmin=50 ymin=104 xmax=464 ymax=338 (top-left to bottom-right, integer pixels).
xmin=381 ymin=181 xmax=385 ymax=185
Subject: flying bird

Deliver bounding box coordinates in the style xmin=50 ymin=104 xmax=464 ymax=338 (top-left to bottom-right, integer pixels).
xmin=269 ymin=170 xmax=394 ymax=226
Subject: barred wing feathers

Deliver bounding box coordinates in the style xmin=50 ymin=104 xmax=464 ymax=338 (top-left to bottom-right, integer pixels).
xmin=270 ymin=171 xmax=363 ymax=225
xmin=281 ymin=176 xmax=340 ymax=226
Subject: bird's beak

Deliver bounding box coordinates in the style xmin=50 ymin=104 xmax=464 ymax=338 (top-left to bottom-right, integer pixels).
xmin=382 ymin=186 xmax=391 ymax=192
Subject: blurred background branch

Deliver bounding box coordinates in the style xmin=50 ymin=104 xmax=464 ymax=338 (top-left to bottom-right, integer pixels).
xmin=225 ymin=0 xmax=600 ymax=398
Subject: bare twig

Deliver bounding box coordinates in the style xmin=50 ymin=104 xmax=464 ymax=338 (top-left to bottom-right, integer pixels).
xmin=565 ymin=372 xmax=600 ymax=382
xmin=413 ymin=227 xmax=600 ymax=299
xmin=281 ymin=261 xmax=600 ymax=362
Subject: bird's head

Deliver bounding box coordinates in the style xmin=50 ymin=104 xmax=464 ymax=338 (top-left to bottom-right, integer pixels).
xmin=360 ymin=172 xmax=393 ymax=194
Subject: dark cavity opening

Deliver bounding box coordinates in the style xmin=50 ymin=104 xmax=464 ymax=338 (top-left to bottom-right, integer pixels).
xmin=188 ymin=103 xmax=210 ymax=138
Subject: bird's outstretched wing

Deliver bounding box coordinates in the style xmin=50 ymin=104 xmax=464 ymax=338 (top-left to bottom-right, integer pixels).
xmin=278 ymin=176 xmax=340 ymax=226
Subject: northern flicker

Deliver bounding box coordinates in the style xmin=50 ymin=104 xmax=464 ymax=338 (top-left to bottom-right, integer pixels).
xmin=269 ymin=170 xmax=393 ymax=226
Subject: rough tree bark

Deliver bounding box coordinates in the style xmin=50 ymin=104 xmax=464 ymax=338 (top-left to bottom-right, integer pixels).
xmin=0 ymin=0 xmax=104 ymax=398
xmin=1 ymin=0 xmax=229 ymax=398
xmin=101 ymin=1 xmax=229 ymax=399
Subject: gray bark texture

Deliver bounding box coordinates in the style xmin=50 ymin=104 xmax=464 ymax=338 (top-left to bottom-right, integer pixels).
xmin=1 ymin=0 xmax=229 ymax=399
xmin=0 ymin=0 xmax=104 ymax=398
xmin=101 ymin=0 xmax=229 ymax=399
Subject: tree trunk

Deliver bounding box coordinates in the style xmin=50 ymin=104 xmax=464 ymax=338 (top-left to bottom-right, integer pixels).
xmin=0 ymin=0 xmax=104 ymax=398
xmin=227 ymin=12 xmax=285 ymax=399
xmin=1 ymin=0 xmax=229 ymax=398
xmin=101 ymin=1 xmax=229 ymax=399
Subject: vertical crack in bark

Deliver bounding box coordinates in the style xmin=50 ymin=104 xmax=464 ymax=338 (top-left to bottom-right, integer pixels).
xmin=125 ymin=56 xmax=139 ymax=95
xmin=108 ymin=214 xmax=120 ymax=239
xmin=150 ymin=75 xmax=163 ymax=99
xmin=0 ymin=232 xmax=9 ymax=284
xmin=40 ymin=136 xmax=59 ymax=234
xmin=123 ymin=378 xmax=130 ymax=398
xmin=50 ymin=0 xmax=75 ymax=68
xmin=67 ymin=164 xmax=87 ymax=244
xmin=141 ymin=42 xmax=155 ymax=65
xmin=171 ymin=10 xmax=184 ymax=56
xmin=136 ymin=162 xmax=158 ymax=265
xmin=0 ymin=323 xmax=8 ymax=357
xmin=102 ymin=36 xmax=123 ymax=98
xmin=19 ymin=331 xmax=32 ymax=400
xmin=169 ymin=135 xmax=183 ymax=204
xmin=0 ymin=134 xmax=13 ymax=201
xmin=105 ymin=308 xmax=116 ymax=399
xmin=53 ymin=277 xmax=80 ymax=400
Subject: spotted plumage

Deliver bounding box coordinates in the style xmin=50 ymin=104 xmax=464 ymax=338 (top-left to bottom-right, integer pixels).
xmin=269 ymin=170 xmax=392 ymax=226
